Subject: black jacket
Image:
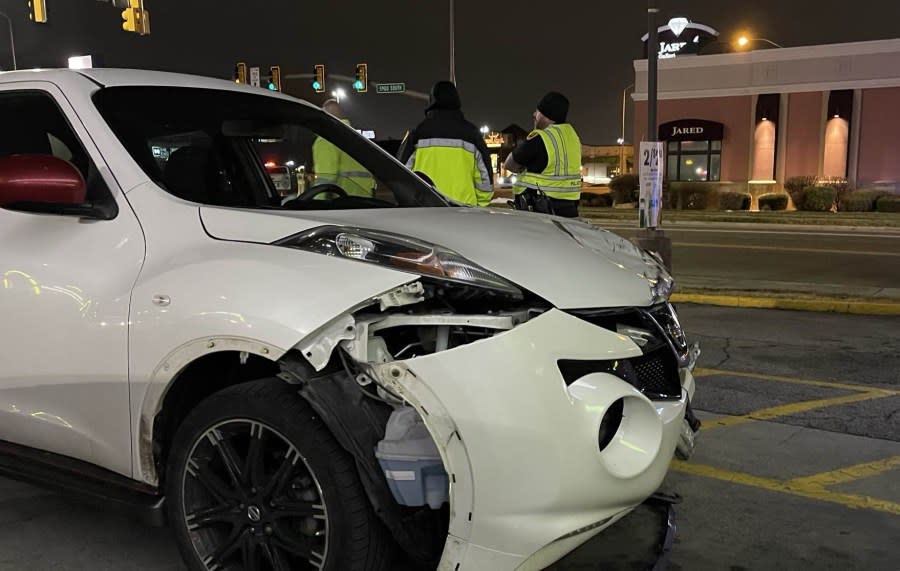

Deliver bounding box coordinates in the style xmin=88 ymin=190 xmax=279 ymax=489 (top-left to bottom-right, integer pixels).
xmin=397 ymin=101 xmax=493 ymax=186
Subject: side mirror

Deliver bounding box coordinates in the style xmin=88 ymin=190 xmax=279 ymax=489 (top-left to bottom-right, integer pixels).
xmin=0 ymin=154 xmax=90 ymax=214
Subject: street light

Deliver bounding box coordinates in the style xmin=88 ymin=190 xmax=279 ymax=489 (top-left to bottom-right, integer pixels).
xmin=331 ymin=88 xmax=347 ymax=103
xmin=735 ymin=34 xmax=783 ymax=50
xmin=617 ymin=137 xmax=625 ymax=145
xmin=480 ymin=125 xmax=489 ymax=135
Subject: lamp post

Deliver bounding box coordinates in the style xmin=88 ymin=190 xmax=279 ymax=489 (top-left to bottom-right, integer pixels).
xmin=634 ymin=0 xmax=673 ymax=271
xmin=449 ymin=0 xmax=456 ymax=84
xmin=0 ymin=11 xmax=17 ymax=71
xmin=620 ymin=83 xmax=634 ymax=175
xmin=331 ymin=88 xmax=347 ymax=103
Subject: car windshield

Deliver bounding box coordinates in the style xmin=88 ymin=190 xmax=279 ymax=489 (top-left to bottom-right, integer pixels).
xmin=92 ymin=86 xmax=448 ymax=210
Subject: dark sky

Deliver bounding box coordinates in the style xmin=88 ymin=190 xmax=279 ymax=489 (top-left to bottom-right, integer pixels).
xmin=2 ymin=0 xmax=899 ymax=143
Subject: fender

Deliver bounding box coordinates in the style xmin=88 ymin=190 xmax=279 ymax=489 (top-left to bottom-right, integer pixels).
xmin=124 ymin=184 xmax=415 ymax=484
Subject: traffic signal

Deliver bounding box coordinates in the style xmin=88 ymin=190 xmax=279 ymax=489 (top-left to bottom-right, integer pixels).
xmin=234 ymin=62 xmax=247 ymax=84
xmin=312 ymin=64 xmax=326 ymax=93
xmin=28 ymin=0 xmax=47 ymax=23
xmin=268 ymin=65 xmax=282 ymax=92
xmin=121 ymin=0 xmax=150 ymax=35
xmin=354 ymin=63 xmax=368 ymax=93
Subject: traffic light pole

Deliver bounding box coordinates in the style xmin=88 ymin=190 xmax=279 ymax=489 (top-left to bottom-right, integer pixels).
xmin=634 ymin=0 xmax=673 ymax=271
xmin=0 ymin=11 xmax=17 ymax=70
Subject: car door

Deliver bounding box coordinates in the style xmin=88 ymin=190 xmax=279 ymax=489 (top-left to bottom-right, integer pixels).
xmin=0 ymin=83 xmax=144 ymax=477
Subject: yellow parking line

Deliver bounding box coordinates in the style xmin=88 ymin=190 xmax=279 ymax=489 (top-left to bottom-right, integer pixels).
xmin=789 ymin=456 xmax=900 ymax=488
xmin=672 ymin=460 xmax=900 ymax=515
xmin=694 ymin=368 xmax=899 ymax=396
xmin=707 ymin=391 xmax=893 ymax=429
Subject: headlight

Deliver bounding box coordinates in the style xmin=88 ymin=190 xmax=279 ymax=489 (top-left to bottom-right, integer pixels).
xmin=279 ymin=226 xmax=523 ymax=298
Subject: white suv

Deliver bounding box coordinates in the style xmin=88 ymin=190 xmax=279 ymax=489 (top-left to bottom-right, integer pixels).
xmin=0 ymin=69 xmax=698 ymax=571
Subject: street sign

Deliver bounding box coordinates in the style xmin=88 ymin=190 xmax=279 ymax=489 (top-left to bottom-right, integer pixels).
xmin=375 ymin=82 xmax=406 ymax=94
xmin=249 ymin=66 xmax=260 ymax=88
xmin=639 ymin=141 xmax=664 ymax=229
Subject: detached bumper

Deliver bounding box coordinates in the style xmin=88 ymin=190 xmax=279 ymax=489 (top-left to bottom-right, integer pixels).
xmin=375 ymin=309 xmax=690 ymax=570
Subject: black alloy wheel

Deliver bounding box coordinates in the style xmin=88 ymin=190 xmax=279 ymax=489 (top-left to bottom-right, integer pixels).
xmin=165 ymin=378 xmax=395 ymax=571
xmin=182 ymin=419 xmax=328 ymax=570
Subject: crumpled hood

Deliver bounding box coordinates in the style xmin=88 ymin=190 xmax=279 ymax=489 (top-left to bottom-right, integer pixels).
xmin=199 ymin=206 xmax=669 ymax=309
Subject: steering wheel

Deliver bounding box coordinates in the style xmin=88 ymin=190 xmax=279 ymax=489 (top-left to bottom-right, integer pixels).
xmin=295 ymin=183 xmax=348 ymax=201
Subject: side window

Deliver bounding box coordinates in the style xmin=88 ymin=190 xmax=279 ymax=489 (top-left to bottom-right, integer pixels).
xmin=0 ymin=91 xmax=111 ymax=202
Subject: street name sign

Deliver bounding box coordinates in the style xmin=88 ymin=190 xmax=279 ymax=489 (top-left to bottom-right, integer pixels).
xmin=376 ymin=83 xmax=406 ymax=94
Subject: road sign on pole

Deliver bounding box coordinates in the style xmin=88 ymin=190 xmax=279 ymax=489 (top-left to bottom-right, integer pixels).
xmin=375 ymin=83 xmax=406 ymax=94
xmin=249 ymin=66 xmax=260 ymax=88
xmin=639 ymin=141 xmax=664 ymax=229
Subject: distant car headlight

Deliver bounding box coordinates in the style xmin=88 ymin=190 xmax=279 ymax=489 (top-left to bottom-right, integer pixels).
xmin=279 ymin=226 xmax=523 ymax=299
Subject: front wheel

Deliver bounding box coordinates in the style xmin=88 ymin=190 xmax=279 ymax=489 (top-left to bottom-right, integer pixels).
xmin=165 ymin=378 xmax=394 ymax=571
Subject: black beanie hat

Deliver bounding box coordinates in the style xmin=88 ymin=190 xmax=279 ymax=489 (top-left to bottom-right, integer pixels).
xmin=537 ymin=91 xmax=569 ymax=123
xmin=426 ymin=80 xmax=462 ymax=112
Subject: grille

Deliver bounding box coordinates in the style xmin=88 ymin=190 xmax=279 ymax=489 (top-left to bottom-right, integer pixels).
xmin=630 ymin=350 xmax=681 ymax=398
xmin=558 ymin=347 xmax=682 ymax=401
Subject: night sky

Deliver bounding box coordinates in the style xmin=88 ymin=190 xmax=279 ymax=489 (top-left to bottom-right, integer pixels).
xmin=2 ymin=0 xmax=899 ymax=143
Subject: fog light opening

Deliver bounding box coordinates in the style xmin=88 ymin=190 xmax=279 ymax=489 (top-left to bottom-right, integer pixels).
xmin=598 ymin=398 xmax=625 ymax=452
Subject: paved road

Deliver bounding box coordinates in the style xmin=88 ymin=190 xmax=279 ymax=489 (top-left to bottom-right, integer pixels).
xmin=1 ymin=306 xmax=898 ymax=570
xmin=599 ymin=222 xmax=900 ymax=299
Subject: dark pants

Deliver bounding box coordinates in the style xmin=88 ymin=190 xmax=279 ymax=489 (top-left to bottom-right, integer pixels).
xmin=513 ymin=189 xmax=580 ymax=218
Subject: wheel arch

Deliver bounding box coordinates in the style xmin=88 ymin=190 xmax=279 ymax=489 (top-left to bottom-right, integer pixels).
xmin=135 ymin=337 xmax=286 ymax=487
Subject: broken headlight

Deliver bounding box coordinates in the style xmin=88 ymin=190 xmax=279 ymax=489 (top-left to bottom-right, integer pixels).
xmin=279 ymin=226 xmax=523 ymax=299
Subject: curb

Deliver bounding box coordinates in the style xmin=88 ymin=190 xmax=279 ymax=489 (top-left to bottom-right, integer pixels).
xmin=670 ymin=292 xmax=900 ymax=316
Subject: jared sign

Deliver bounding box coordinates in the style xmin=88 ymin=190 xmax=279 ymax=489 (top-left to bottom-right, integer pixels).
xmin=659 ymin=119 xmax=724 ymax=142
xmin=642 ymin=18 xmax=719 ymax=59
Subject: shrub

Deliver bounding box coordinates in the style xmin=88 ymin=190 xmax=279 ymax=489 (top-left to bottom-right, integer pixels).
xmin=818 ymin=177 xmax=850 ymax=202
xmin=876 ymin=195 xmax=900 ymax=213
xmin=685 ymin=191 xmax=710 ymax=210
xmin=719 ymin=191 xmax=751 ymax=211
xmin=839 ymin=189 xmax=888 ymax=212
xmin=581 ymin=193 xmax=613 ymax=207
xmin=801 ymin=185 xmax=837 ymax=211
xmin=785 ymin=176 xmax=816 ymax=209
xmin=608 ymin=174 xmax=639 ymax=204
xmin=758 ymin=193 xmax=789 ymax=211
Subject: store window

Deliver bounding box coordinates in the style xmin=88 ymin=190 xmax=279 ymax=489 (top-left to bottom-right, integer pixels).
xmin=666 ymin=139 xmax=721 ymax=181
xmin=659 ymin=119 xmax=724 ymax=182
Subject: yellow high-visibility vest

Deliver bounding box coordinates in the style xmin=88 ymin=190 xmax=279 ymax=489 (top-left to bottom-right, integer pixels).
xmin=514 ymin=123 xmax=582 ymax=201
xmin=312 ymin=120 xmax=375 ymax=197
xmin=406 ymin=138 xmax=493 ymax=207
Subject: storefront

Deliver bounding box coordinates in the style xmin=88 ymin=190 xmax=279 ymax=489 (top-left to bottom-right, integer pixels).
xmin=632 ymin=38 xmax=900 ymax=192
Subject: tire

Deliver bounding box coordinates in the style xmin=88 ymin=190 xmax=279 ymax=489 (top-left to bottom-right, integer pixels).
xmin=165 ymin=378 xmax=395 ymax=571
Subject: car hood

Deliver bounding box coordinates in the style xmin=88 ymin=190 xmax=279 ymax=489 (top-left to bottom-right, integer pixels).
xmin=199 ymin=206 xmax=670 ymax=309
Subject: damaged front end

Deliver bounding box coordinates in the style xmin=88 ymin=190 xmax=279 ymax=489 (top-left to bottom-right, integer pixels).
xmin=275 ymin=225 xmax=700 ymax=569
xmin=278 ymin=267 xmax=546 ymax=565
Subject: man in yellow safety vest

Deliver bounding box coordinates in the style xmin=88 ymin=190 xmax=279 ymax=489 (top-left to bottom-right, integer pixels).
xmin=397 ymin=81 xmax=494 ymax=206
xmin=505 ymin=92 xmax=582 ymax=218
xmin=312 ymin=100 xmax=375 ymax=197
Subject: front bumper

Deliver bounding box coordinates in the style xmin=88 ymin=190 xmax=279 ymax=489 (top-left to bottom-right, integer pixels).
xmin=370 ymin=308 xmax=691 ymax=570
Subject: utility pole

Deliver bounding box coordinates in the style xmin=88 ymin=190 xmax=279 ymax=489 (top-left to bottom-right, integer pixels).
xmin=635 ymin=0 xmax=673 ymax=271
xmin=0 ymin=12 xmax=16 ymax=70
xmin=449 ymin=0 xmax=456 ymax=84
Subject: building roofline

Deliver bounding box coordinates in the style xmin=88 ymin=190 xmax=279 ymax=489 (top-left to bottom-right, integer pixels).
xmin=633 ymin=37 xmax=900 ymax=71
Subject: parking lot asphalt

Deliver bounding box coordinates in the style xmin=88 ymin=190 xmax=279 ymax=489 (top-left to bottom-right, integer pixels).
xmin=1 ymin=305 xmax=898 ymax=570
